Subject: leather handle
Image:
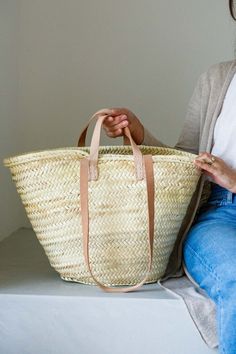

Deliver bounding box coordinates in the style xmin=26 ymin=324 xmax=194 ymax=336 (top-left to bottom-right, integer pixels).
xmin=80 ymin=113 xmax=144 ymax=181
xmin=80 ymin=154 xmax=155 ymax=293
xmin=77 ymin=109 xmax=130 ymax=147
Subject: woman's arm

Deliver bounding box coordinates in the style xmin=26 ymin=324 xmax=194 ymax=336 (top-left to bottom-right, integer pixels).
xmin=100 ymin=72 xmax=203 ymax=153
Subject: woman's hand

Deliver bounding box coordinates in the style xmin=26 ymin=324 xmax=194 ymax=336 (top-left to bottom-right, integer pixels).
xmin=98 ymin=108 xmax=145 ymax=145
xmin=194 ymin=152 xmax=236 ymax=193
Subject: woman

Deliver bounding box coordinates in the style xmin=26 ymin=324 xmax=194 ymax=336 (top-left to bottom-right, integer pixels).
xmin=98 ymin=2 xmax=236 ymax=353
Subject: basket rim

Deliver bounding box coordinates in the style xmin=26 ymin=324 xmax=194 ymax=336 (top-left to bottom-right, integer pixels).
xmin=3 ymin=145 xmax=197 ymax=168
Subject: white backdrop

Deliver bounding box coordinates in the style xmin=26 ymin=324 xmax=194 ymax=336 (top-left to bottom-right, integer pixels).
xmin=0 ymin=0 xmax=235 ymax=240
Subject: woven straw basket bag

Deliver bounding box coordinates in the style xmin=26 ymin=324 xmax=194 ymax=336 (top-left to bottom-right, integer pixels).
xmin=4 ymin=110 xmax=201 ymax=293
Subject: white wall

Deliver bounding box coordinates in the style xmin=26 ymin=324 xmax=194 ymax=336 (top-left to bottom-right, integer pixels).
xmin=1 ymin=0 xmax=235 ymax=239
xmin=0 ymin=1 xmax=27 ymax=240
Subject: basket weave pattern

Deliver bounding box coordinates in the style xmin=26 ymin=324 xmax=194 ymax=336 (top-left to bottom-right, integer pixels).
xmin=4 ymin=145 xmax=200 ymax=286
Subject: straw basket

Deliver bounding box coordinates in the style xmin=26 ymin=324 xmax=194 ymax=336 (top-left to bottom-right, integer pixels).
xmin=4 ymin=111 xmax=201 ymax=292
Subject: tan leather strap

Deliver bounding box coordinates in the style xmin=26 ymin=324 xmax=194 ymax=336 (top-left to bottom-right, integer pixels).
xmin=78 ymin=109 xmax=110 ymax=147
xmin=80 ymin=154 xmax=154 ymax=293
xmin=85 ymin=114 xmax=144 ymax=181
xmin=78 ymin=109 xmax=129 ymax=147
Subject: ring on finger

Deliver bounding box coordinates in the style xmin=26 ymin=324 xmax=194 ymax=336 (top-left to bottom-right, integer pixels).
xmin=207 ymin=156 xmax=216 ymax=165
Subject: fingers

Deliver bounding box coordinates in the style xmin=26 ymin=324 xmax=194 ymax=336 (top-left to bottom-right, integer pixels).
xmin=194 ymin=152 xmax=215 ymax=164
xmin=104 ymin=114 xmax=128 ymax=127
xmin=194 ymin=160 xmax=216 ymax=172
xmin=106 ymin=129 xmax=123 ymax=138
xmin=94 ymin=108 xmax=114 ymax=116
xmin=193 ymin=152 xmax=219 ymax=175
xmin=98 ymin=107 xmax=131 ymax=139
xmin=97 ymin=107 xmax=128 ymax=119
xmin=104 ymin=118 xmax=128 ymax=131
xmin=102 ymin=114 xmax=129 ymax=138
xmin=104 ymin=120 xmax=129 ymax=137
xmin=194 ymin=159 xmax=218 ymax=176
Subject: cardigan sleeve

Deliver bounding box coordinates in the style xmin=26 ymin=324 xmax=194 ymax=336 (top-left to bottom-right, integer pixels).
xmin=141 ymin=73 xmax=203 ymax=155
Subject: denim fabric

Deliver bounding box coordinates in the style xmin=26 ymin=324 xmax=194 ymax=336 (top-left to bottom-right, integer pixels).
xmin=183 ymin=183 xmax=236 ymax=354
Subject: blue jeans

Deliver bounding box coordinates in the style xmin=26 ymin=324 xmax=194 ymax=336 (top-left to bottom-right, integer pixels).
xmin=183 ymin=183 xmax=236 ymax=354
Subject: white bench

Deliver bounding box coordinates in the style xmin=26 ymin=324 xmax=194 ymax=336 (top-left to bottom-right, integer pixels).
xmin=0 ymin=228 xmax=217 ymax=354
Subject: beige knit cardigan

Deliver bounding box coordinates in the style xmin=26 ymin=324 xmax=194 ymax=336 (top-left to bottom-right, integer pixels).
xmin=142 ymin=59 xmax=236 ymax=280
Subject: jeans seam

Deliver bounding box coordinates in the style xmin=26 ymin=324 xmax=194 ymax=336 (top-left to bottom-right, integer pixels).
xmin=218 ymin=294 xmax=226 ymax=354
xmin=184 ymin=241 xmax=221 ymax=285
xmin=184 ymin=242 xmax=226 ymax=351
